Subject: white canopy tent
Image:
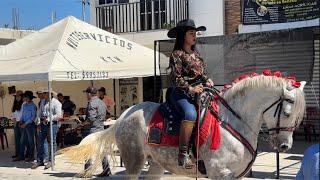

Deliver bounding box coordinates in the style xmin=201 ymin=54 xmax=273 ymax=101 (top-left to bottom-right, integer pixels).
xmin=0 ymin=16 xmax=157 ymax=81
xmin=0 ymin=16 xmax=158 ymax=170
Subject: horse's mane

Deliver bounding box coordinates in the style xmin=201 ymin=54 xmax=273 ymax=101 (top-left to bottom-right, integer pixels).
xmin=223 ymin=75 xmax=285 ymax=100
xmin=221 ymin=69 xmax=306 ymax=122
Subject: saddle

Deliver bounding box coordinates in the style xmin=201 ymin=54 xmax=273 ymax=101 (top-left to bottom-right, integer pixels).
xmin=147 ymin=87 xmax=221 ymax=150
xmin=147 ymin=87 xmax=221 ymax=174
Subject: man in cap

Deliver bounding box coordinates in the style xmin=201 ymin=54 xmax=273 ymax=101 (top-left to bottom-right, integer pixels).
xmin=13 ymin=91 xmax=37 ymax=162
xmin=80 ymin=86 xmax=111 ymax=177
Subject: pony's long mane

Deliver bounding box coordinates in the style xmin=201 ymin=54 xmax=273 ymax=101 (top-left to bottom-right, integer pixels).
xmin=221 ymin=70 xmax=306 ymax=125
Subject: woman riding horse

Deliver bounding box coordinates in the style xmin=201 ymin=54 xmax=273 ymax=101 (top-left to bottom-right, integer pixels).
xmin=167 ymin=19 xmax=214 ymax=169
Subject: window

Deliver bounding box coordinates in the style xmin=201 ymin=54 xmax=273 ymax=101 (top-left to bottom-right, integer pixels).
xmin=118 ymin=0 xmax=129 ymax=3
xmin=99 ymin=0 xmax=128 ymax=5
xmin=140 ymin=0 xmax=166 ymax=30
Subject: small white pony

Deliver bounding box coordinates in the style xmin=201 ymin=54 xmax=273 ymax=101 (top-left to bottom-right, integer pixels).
xmin=61 ymin=73 xmax=306 ymax=179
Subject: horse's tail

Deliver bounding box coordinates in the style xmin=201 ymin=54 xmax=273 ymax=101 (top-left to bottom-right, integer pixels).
xmin=57 ymin=124 xmax=117 ymax=177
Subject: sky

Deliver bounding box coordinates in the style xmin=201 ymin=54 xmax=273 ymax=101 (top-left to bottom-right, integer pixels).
xmin=0 ymin=0 xmax=90 ymax=30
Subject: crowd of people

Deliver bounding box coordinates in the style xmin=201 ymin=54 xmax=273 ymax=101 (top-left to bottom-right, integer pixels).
xmin=10 ymin=86 xmax=114 ymax=177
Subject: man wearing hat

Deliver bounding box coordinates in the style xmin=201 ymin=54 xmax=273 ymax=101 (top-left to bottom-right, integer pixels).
xmin=31 ymin=88 xmax=62 ymax=169
xmin=13 ymin=91 xmax=37 ymax=162
xmin=80 ymin=86 xmax=111 ymax=177
xmin=31 ymin=88 xmax=49 ymax=169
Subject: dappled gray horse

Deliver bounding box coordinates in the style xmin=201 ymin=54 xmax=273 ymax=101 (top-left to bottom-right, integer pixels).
xmin=61 ymin=74 xmax=306 ymax=179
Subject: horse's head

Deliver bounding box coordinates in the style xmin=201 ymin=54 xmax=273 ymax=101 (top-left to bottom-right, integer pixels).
xmin=262 ymin=81 xmax=306 ymax=152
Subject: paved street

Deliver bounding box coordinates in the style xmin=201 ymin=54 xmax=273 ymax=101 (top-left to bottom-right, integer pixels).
xmin=0 ymin=137 xmax=315 ymax=179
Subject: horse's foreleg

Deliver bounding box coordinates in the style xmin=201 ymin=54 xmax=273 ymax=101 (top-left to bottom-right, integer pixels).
xmin=119 ymin=146 xmax=146 ymax=180
xmin=116 ymin=116 xmax=147 ymax=180
xmin=145 ymin=160 xmax=165 ymax=180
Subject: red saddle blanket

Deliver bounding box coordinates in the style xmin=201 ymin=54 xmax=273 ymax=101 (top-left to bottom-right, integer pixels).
xmin=147 ymin=101 xmax=221 ymax=151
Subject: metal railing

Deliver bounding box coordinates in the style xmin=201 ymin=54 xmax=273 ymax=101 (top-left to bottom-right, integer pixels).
xmin=96 ymin=0 xmax=189 ymax=33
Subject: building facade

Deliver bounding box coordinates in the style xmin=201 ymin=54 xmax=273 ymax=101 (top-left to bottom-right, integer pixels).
xmin=90 ymin=0 xmax=225 ymax=48
xmin=90 ymin=0 xmax=319 ymax=114
xmin=89 ymin=0 xmax=225 ymax=113
xmin=234 ymin=0 xmax=319 ymax=108
xmin=0 ymin=28 xmax=33 ymax=46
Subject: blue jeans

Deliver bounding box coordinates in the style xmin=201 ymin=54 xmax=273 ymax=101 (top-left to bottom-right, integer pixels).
xmin=44 ymin=140 xmax=49 ymax=161
xmin=37 ymin=123 xmax=50 ymax=163
xmin=19 ymin=123 xmax=35 ymax=158
xmin=170 ymin=88 xmax=197 ymax=121
xmin=36 ymin=123 xmax=59 ymax=162
xmin=49 ymin=123 xmax=59 ymax=161
xmin=14 ymin=122 xmax=21 ymax=156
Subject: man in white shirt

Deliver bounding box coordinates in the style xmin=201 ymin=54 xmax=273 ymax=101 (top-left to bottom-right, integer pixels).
xmin=31 ymin=89 xmax=62 ymax=170
xmin=32 ymin=89 xmax=49 ymax=169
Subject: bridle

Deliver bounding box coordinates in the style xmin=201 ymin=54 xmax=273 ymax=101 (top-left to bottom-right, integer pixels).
xmin=201 ymin=87 xmax=297 ymax=178
xmin=262 ymin=96 xmax=297 ymax=134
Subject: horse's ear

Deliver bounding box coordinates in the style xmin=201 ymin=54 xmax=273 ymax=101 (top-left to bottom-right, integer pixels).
xmin=299 ymin=81 xmax=307 ymax=91
xmin=284 ymin=86 xmax=295 ymax=99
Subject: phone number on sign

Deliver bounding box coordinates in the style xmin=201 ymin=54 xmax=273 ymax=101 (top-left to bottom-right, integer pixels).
xmin=66 ymin=71 xmax=109 ymax=80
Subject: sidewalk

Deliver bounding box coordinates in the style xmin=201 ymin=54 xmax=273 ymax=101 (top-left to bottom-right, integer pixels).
xmin=0 ymin=138 xmax=315 ymax=179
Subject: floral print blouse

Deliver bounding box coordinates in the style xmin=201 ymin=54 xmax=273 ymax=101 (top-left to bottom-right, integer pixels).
xmin=169 ymin=50 xmax=209 ymax=93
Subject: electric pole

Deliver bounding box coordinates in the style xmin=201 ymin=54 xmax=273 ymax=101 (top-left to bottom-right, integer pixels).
xmin=81 ymin=0 xmax=90 ymax=22
xmin=51 ymin=11 xmax=56 ymax=24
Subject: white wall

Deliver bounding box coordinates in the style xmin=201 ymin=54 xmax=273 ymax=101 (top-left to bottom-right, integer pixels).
xmin=0 ymin=28 xmax=34 ymax=43
xmin=119 ymin=29 xmax=168 ymax=49
xmin=189 ymin=0 xmax=225 ymax=36
xmin=238 ymin=18 xmax=320 ymax=33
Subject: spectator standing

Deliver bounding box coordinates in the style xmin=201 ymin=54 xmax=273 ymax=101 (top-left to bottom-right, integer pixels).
xmin=32 ymin=89 xmax=62 ymax=169
xmin=80 ymin=87 xmax=111 ymax=177
xmin=13 ymin=91 xmax=37 ymax=162
xmin=98 ymin=87 xmax=115 ymax=117
xmin=11 ymin=90 xmax=24 ymax=159
xmin=31 ymin=89 xmax=50 ymax=169
xmin=57 ymin=93 xmax=64 ymax=103
xmin=43 ymin=89 xmax=62 ymax=169
xmin=57 ymin=93 xmax=76 ymax=116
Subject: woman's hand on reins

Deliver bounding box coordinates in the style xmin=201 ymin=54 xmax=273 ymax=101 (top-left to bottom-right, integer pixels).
xmin=189 ymin=84 xmax=204 ymax=94
xmin=206 ymin=78 xmax=214 ymax=88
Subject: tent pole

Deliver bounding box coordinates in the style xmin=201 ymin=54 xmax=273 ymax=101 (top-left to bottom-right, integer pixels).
xmin=1 ymin=97 xmax=4 ymax=117
xmin=48 ymin=81 xmax=54 ymax=171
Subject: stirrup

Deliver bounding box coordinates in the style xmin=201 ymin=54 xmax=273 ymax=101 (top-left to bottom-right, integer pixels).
xmin=178 ymin=152 xmax=195 ymax=169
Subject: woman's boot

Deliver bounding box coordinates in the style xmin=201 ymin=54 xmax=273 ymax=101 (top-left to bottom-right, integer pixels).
xmin=178 ymin=120 xmax=195 ymax=169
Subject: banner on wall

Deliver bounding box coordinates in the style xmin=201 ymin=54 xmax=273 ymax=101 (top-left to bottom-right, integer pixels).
xmin=242 ymin=0 xmax=319 ymax=25
xmin=119 ymin=78 xmax=139 ymax=114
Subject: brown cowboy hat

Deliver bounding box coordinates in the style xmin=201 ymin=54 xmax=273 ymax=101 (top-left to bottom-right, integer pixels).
xmin=167 ymin=19 xmax=206 ymax=38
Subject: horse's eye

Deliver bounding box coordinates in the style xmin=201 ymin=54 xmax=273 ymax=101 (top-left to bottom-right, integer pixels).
xmin=283 ymin=111 xmax=290 ymax=117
